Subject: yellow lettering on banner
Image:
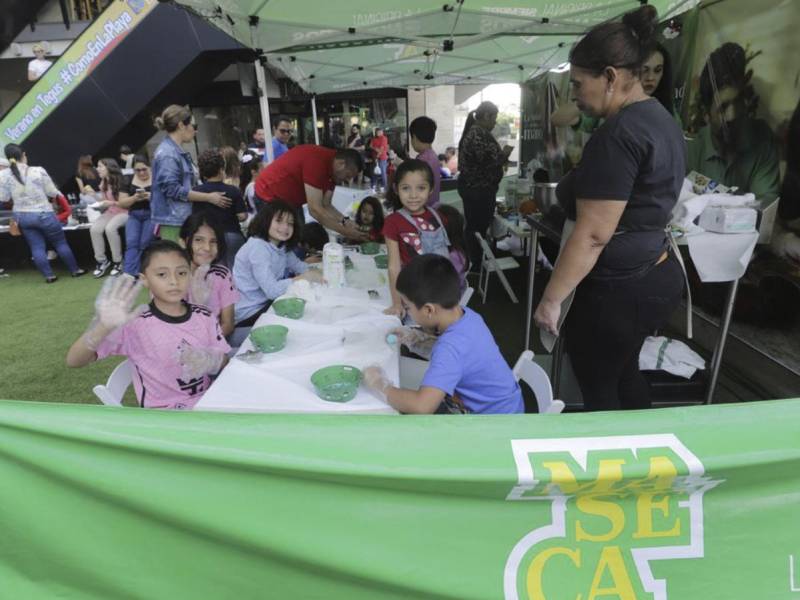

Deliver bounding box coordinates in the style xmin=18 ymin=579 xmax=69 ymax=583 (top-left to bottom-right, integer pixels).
xmin=542 ymin=459 xmax=626 ymax=495
xmin=575 ymin=495 xmax=625 ymax=542
xmin=587 ymin=546 xmax=636 ymax=600
xmin=634 ymin=456 xmax=681 ymax=539
xmin=526 ymin=547 xmax=582 ymax=600
xmin=634 ymin=493 xmax=681 ymax=539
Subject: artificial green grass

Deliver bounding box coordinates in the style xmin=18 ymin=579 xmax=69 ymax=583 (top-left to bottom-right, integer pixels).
xmin=0 ymin=266 xmax=146 ymax=405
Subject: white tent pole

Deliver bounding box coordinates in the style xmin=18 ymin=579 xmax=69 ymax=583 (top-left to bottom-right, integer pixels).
xmin=254 ymin=55 xmax=275 ymax=163
xmin=311 ymin=95 xmax=320 ymax=145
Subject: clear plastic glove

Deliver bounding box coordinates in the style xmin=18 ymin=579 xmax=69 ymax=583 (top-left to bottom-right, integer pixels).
xmin=363 ymin=365 xmax=391 ymax=400
xmin=390 ymin=326 xmax=436 ymax=359
xmin=298 ymin=268 xmax=323 ymax=284
xmin=189 ymin=264 xmax=212 ymax=306
xmin=85 ymin=275 xmax=145 ymax=349
xmin=176 ymin=341 xmax=225 ymax=380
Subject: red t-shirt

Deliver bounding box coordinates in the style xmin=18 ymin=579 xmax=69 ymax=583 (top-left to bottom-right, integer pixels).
xmin=382 ymin=208 xmax=445 ymax=266
xmin=370 ymin=135 xmax=389 ymax=161
xmin=254 ymin=145 xmax=336 ymax=207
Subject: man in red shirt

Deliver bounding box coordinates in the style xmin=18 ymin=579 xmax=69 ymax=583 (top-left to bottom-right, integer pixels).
xmin=254 ymin=145 xmax=368 ymax=240
xmin=369 ymin=127 xmax=389 ymax=190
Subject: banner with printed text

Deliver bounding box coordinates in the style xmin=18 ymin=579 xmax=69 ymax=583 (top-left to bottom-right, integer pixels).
xmin=0 ymin=398 xmax=797 ymax=598
xmin=0 ymin=0 xmax=157 ymax=147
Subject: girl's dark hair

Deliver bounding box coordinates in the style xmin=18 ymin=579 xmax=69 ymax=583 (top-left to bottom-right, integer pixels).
xmin=649 ymin=43 xmax=675 ymax=115
xmin=132 ymin=154 xmax=149 ymax=168
xmin=238 ymin=150 xmax=261 ymax=195
xmin=386 ymin=158 xmax=434 ymax=210
xmin=179 ymin=212 xmax=228 ymax=265
xmin=355 ymin=196 xmax=384 ymax=232
xmin=198 ymin=148 xmax=225 ymax=181
xmin=458 ymin=101 xmax=498 ymax=155
xmin=77 ymin=154 xmax=97 ymax=180
xmin=140 ymin=239 xmax=190 ymax=273
xmin=247 ymin=200 xmax=301 ymax=249
xmin=99 ymin=158 xmax=124 ymax=199
xmin=221 ymin=146 xmax=240 ymax=181
xmin=154 ymin=104 xmax=192 ymax=133
xmin=569 ymin=5 xmax=658 ymax=77
xmin=779 ymin=98 xmax=800 ymax=221
xmin=4 ymin=143 xmax=25 ymax=184
xmin=436 ymin=204 xmax=467 ymax=261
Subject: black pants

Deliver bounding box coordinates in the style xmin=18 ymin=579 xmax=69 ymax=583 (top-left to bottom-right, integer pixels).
xmin=565 ymin=254 xmax=684 ymax=411
xmin=458 ymin=182 xmax=497 ymax=268
xmin=235 ymin=301 xmax=272 ymax=328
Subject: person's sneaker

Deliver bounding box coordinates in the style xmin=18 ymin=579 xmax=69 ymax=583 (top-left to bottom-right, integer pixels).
xmin=45 ymin=276 xmax=57 ymax=284
xmin=71 ymin=268 xmax=87 ymax=278
xmin=93 ymin=260 xmax=111 ymax=278
xmin=47 ymin=250 xmax=57 ymax=260
xmin=109 ymin=263 xmax=122 ymax=277
xmin=0 ymin=268 xmax=9 ymax=278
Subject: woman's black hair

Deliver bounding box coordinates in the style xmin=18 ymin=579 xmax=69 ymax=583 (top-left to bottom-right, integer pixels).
xmin=179 ymin=212 xmax=228 ymax=265
xmin=247 ymin=200 xmax=301 ymax=249
xmin=436 ymin=204 xmax=467 ymax=262
xmin=4 ymin=143 xmax=24 ymax=184
xmin=386 ymin=158 xmax=434 ymax=210
xmin=649 ymin=42 xmax=675 ymax=115
xmin=355 ymin=196 xmax=384 ymax=232
xmin=99 ymin=158 xmax=124 ymax=199
xmin=569 ymin=5 xmax=659 ymax=78
xmin=132 ymin=154 xmax=149 ymax=167
xmin=458 ymin=101 xmax=498 ymax=155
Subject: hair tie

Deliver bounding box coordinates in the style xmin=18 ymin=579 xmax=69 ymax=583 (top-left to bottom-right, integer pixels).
xmin=9 ymin=158 xmax=16 ymax=164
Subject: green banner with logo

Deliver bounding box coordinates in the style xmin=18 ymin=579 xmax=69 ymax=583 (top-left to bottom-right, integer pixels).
xmin=0 ymin=398 xmax=797 ymax=598
xmin=0 ymin=0 xmax=157 ymax=148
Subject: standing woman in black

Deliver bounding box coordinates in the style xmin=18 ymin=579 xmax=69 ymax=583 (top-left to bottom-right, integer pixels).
xmin=457 ymin=101 xmax=513 ymax=267
xmin=533 ymin=5 xmax=686 ymax=411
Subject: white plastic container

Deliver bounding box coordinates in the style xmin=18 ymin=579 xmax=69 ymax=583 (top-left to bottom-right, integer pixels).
xmin=322 ymin=242 xmax=346 ymax=288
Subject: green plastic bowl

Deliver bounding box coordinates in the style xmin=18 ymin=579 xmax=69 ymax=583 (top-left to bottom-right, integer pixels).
xmin=373 ymin=254 xmax=388 ymax=269
xmin=360 ymin=242 xmax=380 ymax=255
xmin=249 ymin=325 xmax=288 ymax=353
xmin=310 ymin=365 xmax=363 ymax=402
xmin=272 ymin=297 xmax=306 ymax=319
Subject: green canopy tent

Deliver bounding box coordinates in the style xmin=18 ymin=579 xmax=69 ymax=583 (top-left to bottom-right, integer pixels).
xmin=174 ymin=0 xmax=696 ymax=156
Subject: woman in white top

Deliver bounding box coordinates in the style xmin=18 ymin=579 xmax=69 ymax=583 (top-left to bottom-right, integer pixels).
xmin=0 ymin=144 xmax=86 ymax=283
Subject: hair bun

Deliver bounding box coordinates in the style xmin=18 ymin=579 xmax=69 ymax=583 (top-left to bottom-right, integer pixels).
xmin=154 ymin=116 xmax=165 ymax=130
xmin=622 ymin=4 xmax=658 ymax=44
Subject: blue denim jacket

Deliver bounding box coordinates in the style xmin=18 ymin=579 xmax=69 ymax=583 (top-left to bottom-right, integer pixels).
xmin=150 ymin=136 xmax=196 ymax=226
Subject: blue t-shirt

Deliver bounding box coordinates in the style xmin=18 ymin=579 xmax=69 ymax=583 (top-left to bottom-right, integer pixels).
xmin=272 ymin=138 xmax=289 ymax=161
xmin=421 ymin=308 xmax=523 ymax=414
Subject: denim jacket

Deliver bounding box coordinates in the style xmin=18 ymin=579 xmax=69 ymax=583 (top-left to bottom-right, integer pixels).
xmin=150 ymin=136 xmax=196 ymax=226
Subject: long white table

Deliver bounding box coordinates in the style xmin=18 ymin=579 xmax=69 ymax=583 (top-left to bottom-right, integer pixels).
xmin=196 ymin=248 xmax=402 ymax=414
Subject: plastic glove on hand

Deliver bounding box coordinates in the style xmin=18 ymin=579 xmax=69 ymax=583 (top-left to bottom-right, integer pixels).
xmin=363 ymin=365 xmax=391 ymax=400
xmin=300 ymin=268 xmax=323 ymax=284
xmin=390 ymin=326 xmax=436 ymax=359
xmin=189 ymin=264 xmax=212 ymax=306
xmin=176 ymin=341 xmax=225 ymax=381
xmin=95 ymin=274 xmax=145 ymax=330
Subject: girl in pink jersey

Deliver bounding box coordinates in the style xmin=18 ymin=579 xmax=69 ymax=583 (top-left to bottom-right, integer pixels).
xmin=179 ymin=213 xmax=239 ymax=337
xmin=66 ymin=241 xmax=230 ymax=409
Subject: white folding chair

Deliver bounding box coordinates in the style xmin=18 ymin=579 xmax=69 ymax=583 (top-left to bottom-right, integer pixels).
xmin=459 ymin=286 xmax=474 ymax=308
xmin=474 ymin=231 xmax=519 ymax=303
xmin=512 ymin=350 xmax=565 ymax=414
xmin=92 ymin=359 xmax=132 ymax=406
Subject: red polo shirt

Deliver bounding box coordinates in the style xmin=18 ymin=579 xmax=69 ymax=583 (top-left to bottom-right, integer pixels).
xmin=254 ymin=145 xmax=336 ymax=207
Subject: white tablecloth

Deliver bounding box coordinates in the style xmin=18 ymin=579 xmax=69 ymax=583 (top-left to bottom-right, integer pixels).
xmin=196 ymin=248 xmax=401 ymax=414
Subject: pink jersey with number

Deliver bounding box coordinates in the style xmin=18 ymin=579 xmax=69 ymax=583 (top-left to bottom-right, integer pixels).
xmin=97 ymin=302 xmax=230 ymax=409
xmin=186 ymin=263 xmax=239 ymax=318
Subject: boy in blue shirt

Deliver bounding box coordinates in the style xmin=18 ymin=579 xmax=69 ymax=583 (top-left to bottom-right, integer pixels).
xmin=364 ymin=254 xmax=523 ymax=414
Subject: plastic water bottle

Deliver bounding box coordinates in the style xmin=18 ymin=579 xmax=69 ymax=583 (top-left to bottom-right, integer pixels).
xmin=322 ymin=242 xmax=346 ymax=289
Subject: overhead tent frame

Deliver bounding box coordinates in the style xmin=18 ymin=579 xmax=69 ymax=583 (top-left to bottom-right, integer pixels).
xmin=176 ymin=0 xmax=699 ymax=95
